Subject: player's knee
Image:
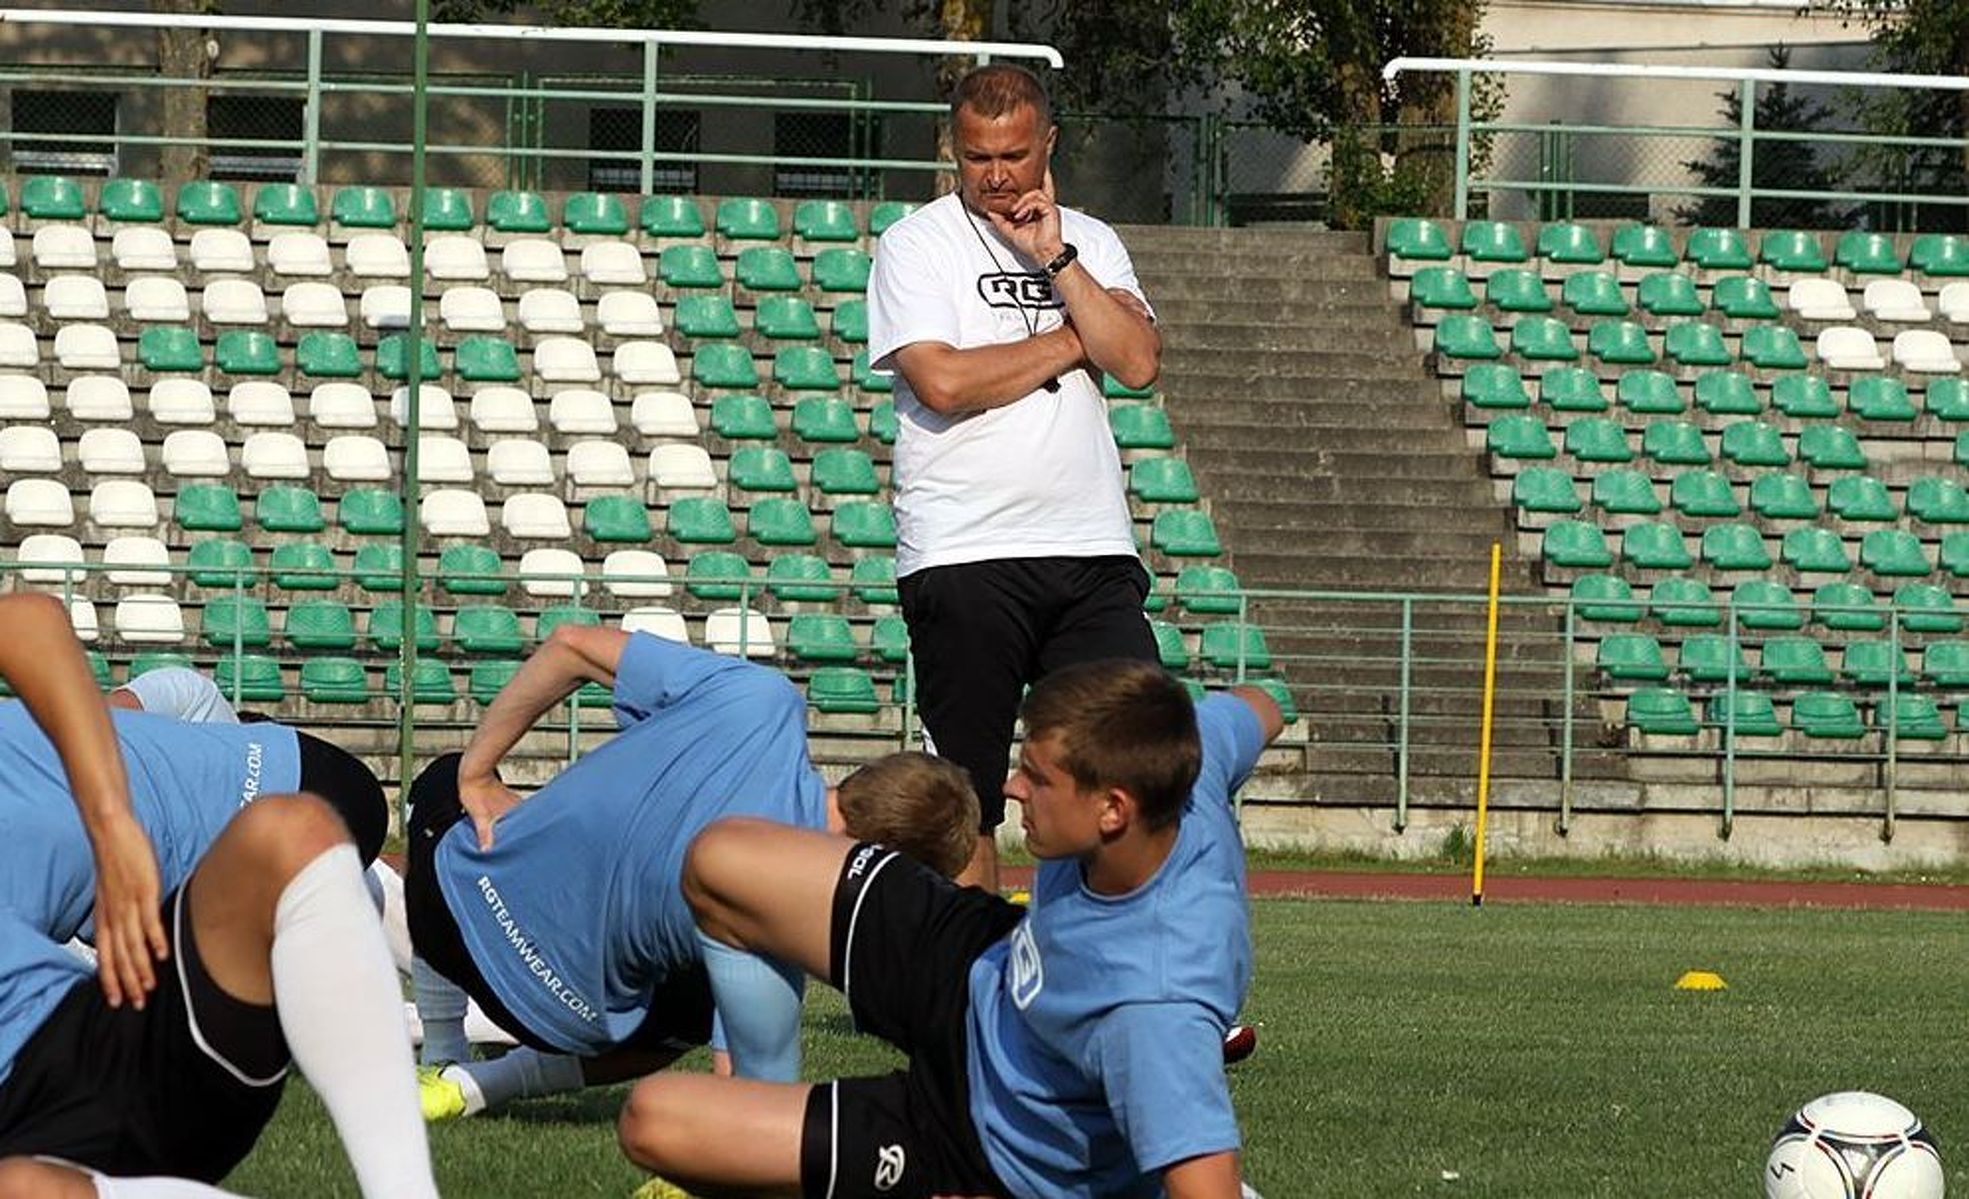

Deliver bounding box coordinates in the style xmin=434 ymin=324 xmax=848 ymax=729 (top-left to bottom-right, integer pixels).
xmin=617 ymin=1077 xmax=690 ymax=1170
xmin=0 ymin=1157 xmax=88 ymax=1199
xmin=225 ymin=792 xmax=353 ymax=877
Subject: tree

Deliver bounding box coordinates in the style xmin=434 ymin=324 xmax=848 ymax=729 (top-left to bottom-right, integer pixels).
xmin=1676 ymin=46 xmax=1848 ymax=230
xmin=1815 ymin=0 xmax=1969 ymax=230
xmin=432 ymin=0 xmax=697 ymax=23
xmin=154 ymin=0 xmax=216 ymax=183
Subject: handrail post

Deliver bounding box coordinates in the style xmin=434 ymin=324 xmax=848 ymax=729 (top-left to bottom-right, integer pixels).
xmin=1559 ymin=597 xmax=1574 ymax=836
xmin=395 ymin=0 xmax=431 ymax=812
xmin=1395 ymin=597 xmax=1413 ymax=832
xmin=229 ymin=569 xmax=245 ymax=707
xmin=639 ymin=40 xmax=659 ymax=194
xmin=1884 ymin=606 xmax=1900 ymax=842
xmin=1736 ymin=79 xmax=1755 ymax=229
xmin=302 ymin=29 xmax=323 ymax=184
xmin=1722 ymin=595 xmax=1738 ymax=840
xmin=566 ymin=578 xmax=585 ymax=763
xmin=1453 ymin=68 xmax=1472 ymax=220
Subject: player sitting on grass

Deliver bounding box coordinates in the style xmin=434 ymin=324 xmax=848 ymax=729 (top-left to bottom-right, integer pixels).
xmin=405 ymin=624 xmax=977 ymax=1120
xmin=0 ymin=593 xmax=439 ymax=1199
xmin=618 ymin=658 xmax=1282 ymax=1199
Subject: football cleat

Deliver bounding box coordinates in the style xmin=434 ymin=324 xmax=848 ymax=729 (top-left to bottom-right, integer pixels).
xmin=417 ymin=1064 xmax=469 ymax=1122
xmin=1223 ymin=1023 xmax=1258 ymax=1065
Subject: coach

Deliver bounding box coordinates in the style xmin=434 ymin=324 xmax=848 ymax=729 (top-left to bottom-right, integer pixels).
xmin=868 ymin=63 xmax=1162 ymax=890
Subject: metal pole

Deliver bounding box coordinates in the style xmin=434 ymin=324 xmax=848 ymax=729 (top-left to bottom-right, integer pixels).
xmin=1721 ymin=595 xmax=1738 ymax=840
xmin=1736 ymin=79 xmax=1755 ymax=230
xmin=302 ymin=29 xmax=323 ymax=185
xmin=1884 ymin=606 xmax=1900 ymax=842
xmin=395 ymin=0 xmax=431 ymax=810
xmin=1558 ymin=599 xmax=1574 ymax=836
xmin=1395 ymin=597 xmax=1412 ymax=832
xmin=640 ymin=42 xmax=658 ymax=194
xmin=1453 ymin=69 xmax=1472 ymax=220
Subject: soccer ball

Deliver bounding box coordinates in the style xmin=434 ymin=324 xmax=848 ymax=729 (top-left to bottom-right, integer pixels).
xmin=1764 ymin=1091 xmax=1943 ymax=1199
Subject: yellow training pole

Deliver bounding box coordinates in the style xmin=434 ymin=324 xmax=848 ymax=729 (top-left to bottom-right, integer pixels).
xmin=1471 ymin=542 xmax=1503 ymax=907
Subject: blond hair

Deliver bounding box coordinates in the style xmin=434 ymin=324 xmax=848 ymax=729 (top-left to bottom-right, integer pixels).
xmin=836 ymin=752 xmax=979 ymax=879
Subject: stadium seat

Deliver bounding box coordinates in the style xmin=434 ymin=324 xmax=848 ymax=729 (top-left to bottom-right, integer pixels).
xmin=1844 ymin=376 xmax=1917 ymax=422
xmin=1592 ymin=469 xmax=1660 ymax=515
xmin=137 ymin=327 xmax=200 ymax=374
xmin=388 ymin=384 xmax=457 ymax=431
xmin=282 ymin=596 xmax=358 ymax=649
xmin=501 ymin=494 xmax=573 ymax=540
xmin=320 ymin=434 xmax=391 ymax=483
xmin=1719 ymin=421 xmax=1788 ymax=468
xmin=1943 ymin=531 xmax=1969 ymax=576
xmin=868 ymin=400 xmax=898 ymax=443
xmin=1129 ymin=456 xmax=1199 ymax=504
xmin=1704 ymin=690 xmax=1780 ymax=736
xmin=1627 ymin=687 xmax=1698 ymax=734
xmin=716 ymin=198 xmax=780 ymax=241
xmin=615 ymin=341 xmax=682 ymax=386
xmin=1386 ymin=218 xmax=1453 ymax=265
xmin=31 ymin=225 xmax=94 ymax=270
xmin=869 ymin=613 xmax=911 ymax=663
xmin=1567 ymin=416 xmax=1634 ymax=463
xmin=249 ymin=183 xmax=316 ymax=227
xmin=789 ymin=394 xmax=858 ymax=444
xmin=1797 ymin=425 xmax=1864 ymax=470
xmin=1740 ymin=324 xmax=1808 ymax=370
xmin=539 ymin=388 xmax=610 ymax=436
xmin=350 ymin=543 xmax=404 ymax=591
xmin=486 ymin=189 xmax=550 ymax=235
xmin=623 ymin=390 xmax=692 ymax=438
xmin=866 ymin=201 xmax=916 ymax=236
xmin=251 ymin=485 xmax=322 ymax=534
xmin=813 ymin=248 xmax=873 ymax=294
xmin=102 ymin=537 xmax=171 ymax=587
xmin=347 ymin=233 xmax=411 ymax=278
xmin=1910 ymin=233 xmax=1969 ymax=277
xmin=203 ymin=278 xmax=269 ymax=325
xmin=240 ymin=431 xmax=310 ymax=480
xmin=1431 ymin=314 xmax=1500 ymax=359
xmin=1462 ymin=362 xmax=1530 ymax=409
xmin=748 ymin=497 xmax=817 ymax=545
xmin=599 ymin=290 xmax=664 ymax=337
xmin=1570 ymin=574 xmax=1641 ymax=623
xmin=1749 ymin=473 xmax=1819 ymax=520
xmin=1835 ymin=230 xmax=1902 ymax=274
xmin=1669 ymin=469 xmax=1737 ymax=518
xmin=1662 ymin=322 xmax=1729 ymax=367
xmin=1621 ymin=522 xmax=1692 ymax=570
xmin=1200 ymin=622 xmax=1271 ymax=670
xmin=1640 ymin=419 xmax=1707 ymax=467
xmin=1511 ymin=316 xmax=1576 ymax=360
xmin=561 ymin=191 xmax=629 ymax=236
xmin=1700 ymin=523 xmax=1771 ymax=571
xmin=1637 ymin=272 xmax=1701 ymax=317
xmin=708 ymin=393 xmax=775 ymax=441
xmin=417 ymin=489 xmax=489 ymax=537
xmin=582 ymin=494 xmax=652 ymax=543
xmin=575 ymin=241 xmax=642 ymax=287
xmin=1611 ymin=224 xmax=1678 ymax=269
xmin=3 ymin=477 xmax=72 ymax=527
xmin=111 ymin=597 xmax=184 ymax=646
xmin=1410 ymin=265 xmax=1477 ymax=311
xmin=501 ymin=238 xmax=567 ymax=283
xmin=852 ymin=350 xmax=892 ymax=393
xmin=683 ymin=551 xmax=751 ymax=602
xmin=1693 ymin=371 xmax=1759 ymax=416
xmin=1827 ymin=475 xmax=1897 ymax=522
xmin=1616 ymin=370 xmax=1683 ymax=415
xmin=567 ymin=439 xmax=636 ymax=487
xmin=775 ymin=346 xmax=840 ymax=390
xmin=65 ymin=377 xmax=130 ymax=423
xmin=100 ymin=177 xmax=164 ymax=223
xmin=1711 ymin=275 xmax=1780 ymax=320
xmin=535 ymin=606 xmax=603 ymax=644
xmin=268 ymin=231 xmax=332 ymax=276
xmin=1926 ymin=378 xmax=1969 ymax=422
xmin=1862 ymin=279 xmax=1930 ymax=323
xmin=705 ymin=607 xmax=775 ymax=657
xmin=660 ymin=244 xmax=724 ymax=289
xmin=267 ymin=540 xmax=338 ymax=591
xmin=808 ymin=667 xmax=880 ymax=715
xmin=850 ymin=556 xmax=899 ymax=605
xmin=44 ymin=275 xmax=108 ymax=321
xmin=435 ymin=544 xmax=509 ymax=598
xmin=516 ymin=287 xmax=583 ymax=334
xmin=483 ymin=438 xmax=552 ymax=487
xmin=792 ymin=199 xmax=858 ymax=244
xmin=175 ymin=180 xmax=241 ymax=225
xmin=408 ymin=186 xmax=472 ymax=232
xmin=737 ymin=246 xmax=802 ymax=292
xmin=0 ymin=369 xmax=46 ymax=422
xmin=329 ymin=185 xmax=395 ymax=229
xmin=1893 ymin=329 xmax=1960 ymax=373
xmin=727 ymin=445 xmax=798 ymax=493
xmin=1781 ymin=527 xmax=1852 ymax=574
xmin=278 ymin=281 xmax=347 ymax=327
xmin=787 ymin=613 xmax=857 ymax=662
xmin=1895 ymin=582 xmax=1962 ymax=634
xmin=53 ymin=324 xmax=118 ymax=371
xmin=619 ymin=606 xmax=689 ymax=643
xmin=1762 ymin=635 xmax=1836 ymax=685
xmin=201 ymin=594 xmax=273 ymax=650
xmin=1541 ymin=520 xmax=1611 ymax=568
xmin=1459 ymin=221 xmax=1528 ymax=263
xmin=676 ymin=294 xmax=742 ymax=340
xmin=1788 ymin=278 xmax=1855 ymax=322
xmin=299 ymin=658 xmax=370 ymax=704
xmin=452 ymin=335 xmax=519 ymax=383
xmin=1923 ymin=641 xmax=1969 ymax=686
xmin=0 ymin=426 xmax=59 ymax=474
xmin=514 ymin=547 xmax=586 ymax=598
xmin=185 ymin=537 xmax=251 ymax=588
xmin=1149 ymin=621 xmax=1189 ymax=671
xmin=1771 ymin=374 xmax=1837 ymax=419
xmin=1538 ymin=222 xmax=1603 ymax=265
xmin=1484 ymin=269 xmax=1551 ymax=313
xmin=1874 ymin=693 xmax=1949 ymax=740
xmin=1861 ymin=528 xmax=1930 ymax=576
xmin=1733 ymin=579 xmax=1803 ymax=630
xmin=368 ymin=601 xmax=440 ymax=653
xmin=1908 ymin=476 xmax=1969 ymax=524
xmin=77 ymin=428 xmax=145 ymax=475
xmin=1110 ymin=404 xmax=1176 ymax=449
xmin=1684 ymin=228 xmax=1752 ymax=271
xmin=1590 ymin=320 xmax=1655 ymax=365
xmin=1840 ymin=639 xmax=1915 ymax=687
xmin=759 ymin=553 xmax=833 ymax=603
xmin=525 ymin=337 xmax=596 ymax=384
xmin=598 ymin=549 xmax=672 ymax=599
xmin=756 ymin=295 xmax=822 ymax=341
xmin=89 ymin=480 xmax=160 ymax=528
xmin=427 ymin=236 xmax=490 ymax=281
xmin=688 ymin=344 xmax=756 ymax=390
xmin=649 ymin=443 xmax=718 ymax=490
xmin=831 ymin=501 xmax=897 ymax=549
xmin=641 ymin=195 xmax=704 ymax=238
xmin=1486 ymin=413 xmax=1556 ymax=460
xmin=187 ymin=228 xmax=252 ymax=274
xmin=454 ymin=605 xmax=526 ymax=654
xmin=1597 ymin=632 xmax=1668 ymax=680
xmin=1759 ymin=230 xmax=1826 ymax=272
xmin=1676 ymin=635 xmax=1751 ymax=687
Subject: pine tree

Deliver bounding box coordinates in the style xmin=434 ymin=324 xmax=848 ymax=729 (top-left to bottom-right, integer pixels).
xmin=1677 ymin=46 xmax=1848 ymax=229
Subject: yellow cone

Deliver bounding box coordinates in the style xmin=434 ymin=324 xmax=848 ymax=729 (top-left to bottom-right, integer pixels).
xmin=1674 ymin=970 xmax=1727 ymax=991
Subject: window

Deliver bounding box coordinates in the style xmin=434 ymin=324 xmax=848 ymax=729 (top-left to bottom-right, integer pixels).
xmin=774 ymin=111 xmax=856 ymax=198
xmin=589 ymin=107 xmax=699 ymax=193
xmin=206 ymin=93 xmax=302 ymax=182
xmin=12 ymin=91 xmax=117 ymax=175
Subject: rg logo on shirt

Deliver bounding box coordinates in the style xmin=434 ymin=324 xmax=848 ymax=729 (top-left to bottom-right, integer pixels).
xmin=1008 ymin=920 xmax=1043 ymax=1010
xmin=976 ymin=272 xmax=1061 ymax=311
xmin=874 ymin=1144 xmax=906 ymax=1192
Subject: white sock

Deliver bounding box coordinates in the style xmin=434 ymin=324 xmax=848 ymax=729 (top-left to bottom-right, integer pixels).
xmin=411 ymin=956 xmax=470 ymax=1066
xmin=365 ymin=860 xmax=414 ymax=975
xmin=92 ymin=1175 xmax=236 ymax=1197
xmin=464 ymin=998 xmax=520 ymax=1047
xmin=272 ymin=844 xmax=440 ymax=1199
xmin=456 ymin=1047 xmax=585 ymax=1112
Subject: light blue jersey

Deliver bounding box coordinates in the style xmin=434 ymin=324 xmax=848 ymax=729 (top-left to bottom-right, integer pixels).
xmin=433 ymin=634 xmax=828 ymax=1056
xmin=0 ymin=706 xmax=300 ymax=1087
xmin=967 ymin=693 xmax=1264 ymax=1199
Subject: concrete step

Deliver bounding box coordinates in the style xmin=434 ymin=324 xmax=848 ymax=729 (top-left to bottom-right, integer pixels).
xmin=1159 ymin=372 xmax=1431 ymax=402
xmin=1216 ymin=498 xmax=1517 ymax=535
xmin=1141 ymin=273 xmax=1385 ymax=301
xmin=1129 ymin=247 xmax=1382 ymax=274
xmin=1233 ymin=551 xmax=1523 ymax=590
xmin=1119 ymin=226 xmax=1368 ymax=254
xmin=1181 ymin=456 xmax=1495 ymax=501
xmin=1160 ymin=323 xmax=1414 ymax=354
xmin=1164 ymin=397 xmax=1463 ymax=432
xmin=1150 ymin=290 xmax=1402 ymax=322
xmin=1162 ymin=347 xmax=1430 ymax=378
xmin=1179 ymin=423 xmax=1480 ymax=456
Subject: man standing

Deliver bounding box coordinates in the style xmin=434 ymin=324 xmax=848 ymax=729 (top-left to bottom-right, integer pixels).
xmin=868 ymin=62 xmax=1163 ymax=891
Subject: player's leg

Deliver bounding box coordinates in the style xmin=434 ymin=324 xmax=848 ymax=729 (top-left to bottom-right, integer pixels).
xmin=683 ymin=820 xmax=852 ymax=982
xmin=618 ymin=1075 xmax=809 ymax=1197
xmin=0 ymin=1159 xmax=240 ymax=1198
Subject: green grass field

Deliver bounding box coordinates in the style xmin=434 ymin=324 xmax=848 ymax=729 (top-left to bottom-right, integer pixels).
xmin=229 ymin=897 xmax=1969 ymax=1197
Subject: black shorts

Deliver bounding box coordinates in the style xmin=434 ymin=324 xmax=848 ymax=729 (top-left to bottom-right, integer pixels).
xmin=294 ymin=729 xmax=388 ymax=867
xmin=798 ymin=844 xmax=1025 ymax=1199
xmin=0 ymin=886 xmax=288 ymax=1181
xmin=402 ymin=752 xmax=714 ymax=1056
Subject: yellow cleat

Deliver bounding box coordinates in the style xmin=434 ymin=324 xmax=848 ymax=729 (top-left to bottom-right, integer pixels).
xmin=631 ymin=1178 xmax=697 ymax=1199
xmin=417 ymin=1064 xmax=468 ymax=1123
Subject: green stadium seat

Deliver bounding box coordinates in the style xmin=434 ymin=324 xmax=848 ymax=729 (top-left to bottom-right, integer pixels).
xmin=563 ymin=192 xmax=629 ymax=235
xmin=1926 ymin=378 xmax=1969 ymax=422
xmin=1539 ymin=367 xmax=1607 ymax=412
xmin=254 ymin=183 xmax=317 ymax=226
xmin=812 ymin=448 xmax=882 ymax=496
xmin=1705 ymin=690 xmax=1781 ymax=736
xmin=1461 ymin=365 xmax=1527 ymax=411
xmin=301 ymin=658 xmax=370 ymax=704
xmin=1511 ymin=316 xmax=1577 ymax=361
xmin=202 ymin=595 xmax=272 ymax=648
xmin=1410 ymin=266 xmax=1479 ymax=310
xmin=1641 ymin=419 xmax=1709 ymax=467
xmin=695 ymin=345 xmax=761 ymax=390
xmin=1626 ymin=687 xmax=1699 ymax=735
xmin=455 ymin=336 xmax=520 ymax=383
xmin=1542 ymin=520 xmax=1612 ymax=568
xmin=729 ymin=446 xmax=798 ymax=493
xmin=384 ymin=659 xmax=458 ymax=705
xmin=1617 ymin=370 xmax=1684 ymax=415
xmin=1149 ymin=620 xmax=1189 ymax=670
xmin=1589 ymin=320 xmax=1655 ymax=365
xmin=21 ymin=175 xmax=85 ymax=220
xmin=1835 ymin=230 xmax=1902 ymax=274
xmin=1783 ymin=527 xmax=1852 ymax=575
xmin=710 ymin=393 xmax=776 ymax=441
xmin=767 ymin=553 xmax=837 ymax=602
xmin=1749 ymin=473 xmax=1819 ymax=521
xmin=1612 ymin=224 xmax=1678 ymax=269
xmin=1637 ymin=272 xmax=1703 ymax=317
xmin=808 ymin=667 xmax=880 ymax=715
xmin=1669 ymin=469 xmax=1738 ymax=518
xmin=297 ymin=332 xmax=362 ymax=378
xmin=216 ymin=331 xmax=281 ymax=376
xmin=99 ymin=178 xmax=164 ymax=223
xmin=1598 ymin=632 xmax=1668 ymax=680
xmin=1876 ymin=693 xmax=1948 ymax=740
xmin=439 ymin=544 xmax=508 ymax=596
xmin=641 ymin=195 xmax=705 ymax=238
xmin=1151 ymin=510 xmax=1220 ymax=558
xmin=787 ymin=613 xmax=857 ymax=662
xmin=776 ymin=346 xmax=841 ymax=391
xmin=1908 ymin=477 xmax=1969 ymax=524
xmin=1177 ymin=564 xmax=1243 ymax=615
xmin=1693 ymin=371 xmax=1760 ymax=416
xmin=1513 ymin=467 xmax=1582 ymax=513
xmin=1711 ymin=275 xmax=1780 ymax=320
xmin=717 ymin=197 xmax=780 ymax=240
xmin=1720 ymin=421 xmax=1789 ymax=468
xmin=1460 ymin=221 xmax=1528 ymax=263
xmin=1848 ymin=376 xmax=1917 ymax=422
xmin=1559 ymin=271 xmax=1628 ymax=317
xmin=1911 ymin=234 xmax=1969 ymax=277
xmin=674 ymin=294 xmax=741 ymax=339
xmin=1945 ymin=531 xmax=1969 ymax=577
xmin=176 ymin=180 xmax=241 ymax=225
xmin=1484 ymin=269 xmax=1552 ymax=313
xmin=1622 ymin=522 xmax=1692 ymax=570
xmin=1895 ymin=582 xmax=1962 ymax=633
xmin=1567 ymin=416 xmax=1634 ymax=463
xmin=284 ymin=600 xmax=358 ymax=651
xmin=584 ymin=495 xmax=653 ymax=543
xmin=1432 ymin=314 xmax=1501 ymax=360
xmin=1386 ymin=218 xmax=1453 ymax=262
xmin=1771 ymin=374 xmax=1837 ymax=419
xmin=1861 ymin=528 xmax=1930 ymax=576
xmin=1663 ymin=322 xmax=1729 ymax=367
xmin=868 ymin=201 xmax=916 ymax=236
xmin=257 ymin=485 xmax=324 ymax=533
xmin=738 ymin=246 xmax=802 ymax=292
xmin=870 ymin=613 xmax=910 ymax=663
xmin=187 ymin=537 xmax=252 ymax=587
xmin=1791 ymin=691 xmax=1863 ymax=737
xmin=813 ymin=248 xmax=873 ymax=294
xmin=684 ymin=551 xmax=752 ymax=601
xmin=1200 ymin=622 xmax=1271 ymax=670
xmin=1828 ymin=476 xmax=1897 ymax=523
xmin=868 ymin=400 xmax=898 ymax=444
xmin=1739 ymin=325 xmax=1807 ymax=370
xmin=418 ymin=187 xmax=476 ymax=231
xmin=270 ymin=541 xmax=338 ymax=590
xmin=1129 ymin=457 xmax=1199 ymax=503
xmin=852 ymin=350 xmax=892 ymax=393
xmin=1111 ymin=403 xmax=1176 ymax=449
xmin=1650 ymin=577 xmax=1720 ymax=627
xmin=1758 ymin=230 xmax=1826 ymax=272
xmin=1700 ymin=523 xmax=1771 ymax=571
xmin=140 ymin=327 xmax=204 ymax=373
xmin=1841 ymin=639 xmax=1915 ymax=687
xmin=1538 ymin=222 xmax=1604 ymax=265
xmin=176 ymin=486 xmax=244 ymax=534
xmin=454 ymin=605 xmax=524 ymax=654
xmin=468 ymin=659 xmax=522 ymax=706
xmin=213 ymin=655 xmax=285 ymax=703
xmin=1486 ymin=413 xmax=1556 ymax=459
xmin=368 ymin=601 xmax=439 ymax=652
xmin=340 ymin=489 xmax=405 ymax=537
xmin=793 ymin=394 xmax=861 ymax=444
xmin=1762 ymin=635 xmax=1835 ymax=685
xmin=1679 ymin=633 xmax=1751 ymax=684
xmin=1593 ymin=469 xmax=1661 ymax=515
xmin=1571 ymin=574 xmax=1642 ymax=622
xmin=755 ymin=295 xmax=822 ymax=341
xmin=1812 ymin=581 xmax=1885 ymax=632
xmin=375 ymin=334 xmax=441 ymax=383
xmin=1685 ymin=228 xmax=1753 ymax=271
xmin=487 ymin=189 xmax=551 ymax=233
xmin=670 ymin=497 xmax=738 ymax=544
xmin=1732 ymin=579 xmax=1803 ymax=630
xmin=1797 ymin=425 xmax=1865 ymax=471
xmin=1104 ymin=376 xmax=1156 ymax=400
xmin=331 ymin=186 xmax=396 ymax=229
xmin=794 ymin=200 xmax=859 ymax=243
xmin=660 ymin=244 xmax=725 ymax=289
xmin=1924 ymin=641 xmax=1969 ymax=686
xmin=831 ymin=501 xmax=896 ymax=549
xmin=850 ymin=556 xmax=898 ymax=605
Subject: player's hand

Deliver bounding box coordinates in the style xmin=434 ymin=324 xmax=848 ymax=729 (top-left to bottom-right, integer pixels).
xmin=987 ymin=166 xmax=1065 ymax=268
xmin=89 ymin=808 xmax=167 ymax=1009
xmin=459 ymin=770 xmax=521 ymax=851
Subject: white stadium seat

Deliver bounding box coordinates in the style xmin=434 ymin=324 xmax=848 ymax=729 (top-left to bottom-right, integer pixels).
xmin=622 ymin=606 xmax=689 ymax=642
xmin=103 ymin=536 xmax=171 ymax=587
xmin=18 ymin=534 xmax=86 ymax=583
xmin=500 ymin=238 xmax=567 ymax=283
xmin=359 ymin=285 xmax=411 ymax=330
xmin=1815 ymin=327 xmax=1885 ymax=372
xmin=78 ymin=428 xmax=147 ymax=475
xmin=202 ymin=278 xmax=269 ymax=325
xmin=518 ymin=547 xmax=586 ymax=598
xmin=500 ymin=493 xmax=571 ymax=540
xmin=67 ymin=599 xmax=99 ymax=643
xmin=486 ymin=439 xmax=555 ymax=486
xmin=390 ymin=384 xmax=458 ymax=430
xmin=0 ymin=274 xmax=25 ymax=318
xmin=5 ymin=479 xmax=74 ymax=527
xmin=67 ymin=376 xmax=133 ymax=422
xmin=32 ymin=225 xmax=96 ymax=270
xmin=548 ymin=388 xmax=617 ymax=435
xmin=113 ymin=596 xmax=185 ymax=644
xmin=613 ymin=340 xmax=681 ymax=385
xmin=161 ymin=430 xmax=231 ymax=478
xmin=89 ymin=480 xmax=159 ymax=528
xmin=415 ymin=435 xmax=474 ymax=484
xmin=425 ymin=236 xmax=488 ymax=281
xmin=0 ymin=426 xmax=61 ymax=473
xmin=53 ymin=325 xmax=119 ymax=371
xmin=533 ymin=337 xmax=600 ymax=383
xmin=420 ymin=489 xmax=490 ymax=536
xmin=1862 ymin=279 xmax=1930 ymax=323
xmin=228 ymin=381 xmax=296 ymax=426
xmin=44 ymin=275 xmax=109 ymax=321
xmin=267 ymin=231 xmax=333 ymax=276
xmin=1787 ymin=278 xmax=1855 ymax=322
xmin=468 ymin=386 xmax=538 ymax=433
xmin=113 ymin=227 xmax=178 ymax=272
xmin=148 ymin=379 xmax=216 ymax=425
xmin=581 ymin=241 xmax=646 ymax=287
xmin=308 ymin=382 xmax=378 ymax=429
xmin=440 ymin=286 xmax=505 ymax=333
xmin=1894 ymin=329 xmax=1961 ymax=373
xmin=1940 ymin=282 xmax=1969 ymax=324
xmin=346 ymin=233 xmax=411 ymax=279
xmin=566 ymin=440 xmax=635 ymax=487
xmin=648 ymin=444 xmax=717 ymax=490
xmin=125 ymin=276 xmax=191 ymax=323
xmin=0 ymin=232 xmax=17 ymax=269
xmin=323 ymin=434 xmax=392 ymax=482
xmin=189 ymin=229 xmax=255 ymax=274
xmin=282 ymin=282 xmax=349 ymax=327
xmin=242 ymin=431 xmax=311 ymax=480
xmin=603 ymin=549 xmax=672 ymax=599
xmin=630 ymin=390 xmax=698 ymax=437
xmin=705 ymin=606 xmax=775 ymax=657
xmin=598 ymin=291 xmax=663 ymax=337
xmin=0 ymin=324 xmax=41 ymax=369
xmin=0 ymin=374 xmax=50 ymax=419
xmin=517 ymin=288 xmax=583 ymax=334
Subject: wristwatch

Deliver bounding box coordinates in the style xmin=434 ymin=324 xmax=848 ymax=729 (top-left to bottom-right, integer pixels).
xmin=1043 ymin=243 xmax=1079 ymax=278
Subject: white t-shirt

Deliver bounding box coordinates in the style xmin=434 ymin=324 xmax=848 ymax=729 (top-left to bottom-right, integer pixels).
xmin=867 ymin=192 xmax=1147 ymax=577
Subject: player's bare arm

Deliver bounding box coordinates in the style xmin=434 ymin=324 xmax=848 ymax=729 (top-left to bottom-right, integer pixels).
xmin=1228 ymin=684 xmax=1288 ymax=746
xmin=457 ymin=624 xmax=631 ymax=848
xmin=891 ymin=323 xmax=1085 ymax=416
xmin=1163 ymin=1149 xmax=1246 ymax=1199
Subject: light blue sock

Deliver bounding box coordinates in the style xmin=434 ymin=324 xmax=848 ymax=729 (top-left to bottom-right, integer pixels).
xmin=697 ymin=932 xmax=806 ymax=1081
xmin=412 ymin=955 xmax=471 ymax=1066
